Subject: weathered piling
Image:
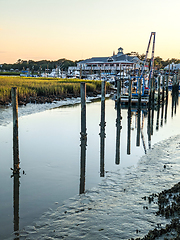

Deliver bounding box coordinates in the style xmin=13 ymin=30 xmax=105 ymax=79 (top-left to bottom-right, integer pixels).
xmin=148 ymin=77 xmax=152 ymax=109
xmin=99 ymin=81 xmax=106 ymax=177
xmin=115 ymin=80 xmax=122 ymax=164
xmin=79 ymin=83 xmax=87 ymax=194
xmin=128 ymin=78 xmax=132 ymax=107
xmin=138 ymin=77 xmax=141 ymax=109
xmin=152 ymin=77 xmax=155 ymax=107
xmin=157 ymin=75 xmax=161 ymax=105
xmin=127 ymin=78 xmax=132 ymax=155
xmin=162 ymin=75 xmax=165 ymax=103
xmin=166 ymin=75 xmax=169 ymax=101
xmin=11 ymin=87 xmax=20 ymax=171
xmin=80 ymin=83 xmax=86 ymax=137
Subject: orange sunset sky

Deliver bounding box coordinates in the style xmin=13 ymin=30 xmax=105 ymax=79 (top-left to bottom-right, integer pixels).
xmin=0 ymin=0 xmax=180 ymax=64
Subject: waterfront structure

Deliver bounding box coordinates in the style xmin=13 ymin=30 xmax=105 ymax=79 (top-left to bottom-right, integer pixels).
xmin=164 ymin=62 xmax=180 ymax=71
xmin=68 ymin=47 xmax=142 ymax=77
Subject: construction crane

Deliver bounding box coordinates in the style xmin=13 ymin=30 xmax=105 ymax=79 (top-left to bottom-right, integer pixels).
xmin=132 ymin=32 xmax=156 ymax=96
xmin=140 ymin=32 xmax=156 ymax=87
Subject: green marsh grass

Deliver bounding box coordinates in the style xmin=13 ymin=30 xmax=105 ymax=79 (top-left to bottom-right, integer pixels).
xmin=0 ymin=76 xmax=109 ymax=102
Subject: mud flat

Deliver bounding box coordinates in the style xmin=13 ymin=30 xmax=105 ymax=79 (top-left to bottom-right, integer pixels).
xmin=6 ymin=135 xmax=180 ymax=240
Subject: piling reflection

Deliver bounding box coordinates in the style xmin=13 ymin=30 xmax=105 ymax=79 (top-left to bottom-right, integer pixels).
xmin=164 ymin=95 xmax=168 ymax=124
xmin=156 ymin=102 xmax=160 ymax=131
xmin=160 ymin=100 xmax=164 ymax=127
xmin=13 ymin=171 xmax=20 ymax=240
xmin=136 ymin=107 xmax=141 ymax=147
xmin=79 ymin=134 xmax=87 ymax=194
xmin=127 ymin=103 xmax=132 ymax=155
xmin=147 ymin=105 xmax=151 ymax=150
xmin=140 ymin=112 xmax=147 ymax=154
xmin=99 ymin=121 xmax=106 ymax=177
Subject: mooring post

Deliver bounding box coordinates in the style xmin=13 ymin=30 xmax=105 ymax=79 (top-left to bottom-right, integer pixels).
xmin=79 ymin=82 xmax=87 ymax=194
xmin=138 ymin=76 xmax=141 ymax=108
xmin=99 ymin=80 xmax=106 ymax=177
xmin=128 ymin=77 xmax=132 ymax=106
xmin=80 ymin=83 xmax=86 ymax=136
xmin=11 ymin=87 xmax=19 ymax=171
xmin=136 ymin=76 xmax=141 ymax=147
xmin=101 ymin=81 xmax=106 ymax=127
xmin=165 ymin=75 xmax=169 ymax=102
xmin=162 ymin=75 xmax=165 ymax=103
xmin=152 ymin=76 xmax=155 ymax=108
xmin=157 ymin=75 xmax=161 ymax=105
xmin=115 ymin=80 xmax=122 ymax=164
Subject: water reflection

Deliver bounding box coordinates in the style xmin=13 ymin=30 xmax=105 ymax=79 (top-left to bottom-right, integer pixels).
xmin=160 ymin=100 xmax=164 ymax=127
xmin=13 ymin=171 xmax=20 ymax=240
xmin=99 ymin=121 xmax=106 ymax=177
xmin=156 ymin=103 xmax=160 ymax=131
xmin=141 ymin=113 xmax=147 ymax=154
xmin=127 ymin=102 xmax=132 ymax=155
xmin=136 ymin=107 xmax=141 ymax=147
xmin=79 ymin=134 xmax=87 ymax=194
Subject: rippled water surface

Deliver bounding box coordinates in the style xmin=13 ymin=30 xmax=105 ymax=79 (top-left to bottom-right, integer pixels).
xmin=1 ymin=94 xmax=180 ymax=239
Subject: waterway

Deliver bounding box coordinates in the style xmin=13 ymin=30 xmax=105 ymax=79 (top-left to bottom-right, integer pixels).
xmin=0 ymin=93 xmax=180 ymax=239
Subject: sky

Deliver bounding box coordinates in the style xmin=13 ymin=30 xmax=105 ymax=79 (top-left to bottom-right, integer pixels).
xmin=0 ymin=0 xmax=180 ymax=64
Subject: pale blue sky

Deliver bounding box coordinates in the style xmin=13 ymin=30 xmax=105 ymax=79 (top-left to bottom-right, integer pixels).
xmin=0 ymin=0 xmax=180 ymax=63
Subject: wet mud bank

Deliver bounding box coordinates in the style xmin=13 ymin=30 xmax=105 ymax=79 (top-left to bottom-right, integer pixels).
xmin=7 ymin=135 xmax=180 ymax=240
xmin=0 ymin=89 xmax=115 ymax=106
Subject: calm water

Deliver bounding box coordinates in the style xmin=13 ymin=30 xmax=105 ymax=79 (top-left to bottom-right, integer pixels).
xmin=0 ymin=93 xmax=180 ymax=239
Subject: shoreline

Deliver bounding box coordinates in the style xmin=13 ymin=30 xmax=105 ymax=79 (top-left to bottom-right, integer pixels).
xmin=6 ymin=135 xmax=180 ymax=240
xmin=0 ymin=92 xmax=114 ymax=126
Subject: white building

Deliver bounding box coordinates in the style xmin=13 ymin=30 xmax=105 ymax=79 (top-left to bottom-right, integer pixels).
xmin=68 ymin=47 xmax=142 ymax=76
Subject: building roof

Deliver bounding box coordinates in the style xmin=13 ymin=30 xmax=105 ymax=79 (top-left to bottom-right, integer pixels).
xmin=78 ymin=50 xmax=140 ymax=64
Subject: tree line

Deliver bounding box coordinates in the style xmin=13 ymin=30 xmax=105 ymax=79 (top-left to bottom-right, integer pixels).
xmin=0 ymin=58 xmax=80 ymax=73
xmin=1 ymin=54 xmax=180 ymax=73
xmin=127 ymin=52 xmax=180 ymax=69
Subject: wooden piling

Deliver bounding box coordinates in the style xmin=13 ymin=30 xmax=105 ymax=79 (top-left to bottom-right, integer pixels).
xmin=128 ymin=77 xmax=132 ymax=107
xmin=80 ymin=83 xmax=86 ymax=137
xmin=138 ymin=77 xmax=141 ymax=109
xmin=165 ymin=75 xmax=169 ymax=101
xmin=79 ymin=83 xmax=87 ymax=194
xmin=11 ymin=87 xmax=19 ymax=171
xmin=157 ymin=75 xmax=161 ymax=105
xmin=127 ymin=106 xmax=131 ymax=155
xmin=99 ymin=81 xmax=106 ymax=177
xmin=100 ymin=81 xmax=106 ymax=127
xmin=115 ymin=80 xmax=122 ymax=164
xmin=162 ymin=75 xmax=165 ymax=103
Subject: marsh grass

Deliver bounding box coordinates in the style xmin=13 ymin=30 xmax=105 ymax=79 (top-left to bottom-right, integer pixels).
xmin=0 ymin=76 xmax=108 ymax=102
